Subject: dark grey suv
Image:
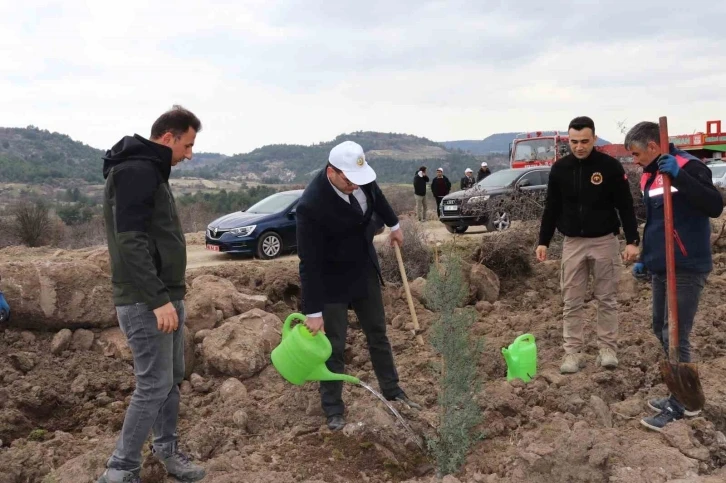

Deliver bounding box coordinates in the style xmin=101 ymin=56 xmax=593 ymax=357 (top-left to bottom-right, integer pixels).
xmin=439 ymin=167 xmax=550 ymax=233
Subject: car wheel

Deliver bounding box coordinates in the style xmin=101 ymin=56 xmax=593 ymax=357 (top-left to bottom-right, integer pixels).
xmin=487 ymin=211 xmax=511 ymax=231
xmin=445 ymin=225 xmax=468 ymax=234
xmin=257 ymin=232 xmax=283 ymax=259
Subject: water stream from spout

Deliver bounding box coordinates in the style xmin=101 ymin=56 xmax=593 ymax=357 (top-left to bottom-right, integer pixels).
xmin=358 ymin=381 xmax=423 ymax=449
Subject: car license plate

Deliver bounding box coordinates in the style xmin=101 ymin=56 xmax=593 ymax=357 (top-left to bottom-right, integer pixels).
xmin=206 ymin=244 xmax=220 ymax=252
xmin=443 ymin=205 xmax=458 ymax=211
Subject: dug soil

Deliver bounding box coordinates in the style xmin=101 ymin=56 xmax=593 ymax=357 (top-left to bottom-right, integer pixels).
xmin=1 ymin=230 xmax=726 ymax=482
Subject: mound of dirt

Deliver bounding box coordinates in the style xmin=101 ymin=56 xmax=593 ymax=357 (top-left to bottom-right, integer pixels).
xmin=0 ymin=260 xmax=116 ymax=330
xmin=3 ymin=244 xmax=726 ymax=482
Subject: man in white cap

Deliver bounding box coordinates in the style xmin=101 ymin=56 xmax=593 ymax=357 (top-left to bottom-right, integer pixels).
xmin=477 ymin=162 xmax=491 ymax=182
xmin=461 ymin=168 xmax=476 ymax=190
xmin=430 ymin=167 xmax=451 ymax=214
xmin=296 ymin=140 xmax=421 ymax=431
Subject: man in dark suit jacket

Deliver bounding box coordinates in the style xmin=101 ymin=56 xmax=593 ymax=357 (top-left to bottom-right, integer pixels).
xmin=296 ymin=140 xmax=420 ymax=431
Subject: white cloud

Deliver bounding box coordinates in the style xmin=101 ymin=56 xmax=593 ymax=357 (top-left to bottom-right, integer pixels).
xmin=0 ymin=0 xmax=724 ymax=155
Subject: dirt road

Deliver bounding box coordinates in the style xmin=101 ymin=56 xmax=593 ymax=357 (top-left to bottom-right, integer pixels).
xmin=186 ymin=221 xmax=489 ymax=269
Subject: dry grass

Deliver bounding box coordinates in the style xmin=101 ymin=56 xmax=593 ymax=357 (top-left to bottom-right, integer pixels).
xmin=472 ymin=220 xmax=564 ymax=280
xmin=377 ymin=218 xmax=431 ymax=284
xmin=380 ymin=184 xmax=416 ymax=216
xmin=623 ymin=164 xmax=646 ymax=224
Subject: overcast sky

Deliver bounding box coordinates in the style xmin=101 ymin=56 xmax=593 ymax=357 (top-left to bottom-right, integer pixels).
xmin=1 ymin=0 xmax=723 ymax=155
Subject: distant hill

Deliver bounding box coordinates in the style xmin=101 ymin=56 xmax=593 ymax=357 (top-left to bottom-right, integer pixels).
xmin=442 ymin=131 xmax=611 ymax=155
xmin=180 ymin=131 xmax=506 ymax=184
xmin=0 ymin=126 xmax=105 ymax=183
xmin=0 ymin=127 xmax=510 ymax=186
xmin=176 ymin=152 xmax=229 ymax=172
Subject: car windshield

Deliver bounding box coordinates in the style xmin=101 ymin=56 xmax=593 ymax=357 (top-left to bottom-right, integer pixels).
xmin=246 ymin=192 xmax=299 ymax=214
xmin=513 ymin=139 xmax=556 ymax=161
xmin=476 ymin=169 xmax=523 ymax=189
xmin=711 ymin=165 xmax=726 ymax=178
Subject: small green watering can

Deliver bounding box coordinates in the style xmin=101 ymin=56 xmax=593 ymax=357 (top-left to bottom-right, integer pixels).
xmin=271 ymin=313 xmax=360 ymax=386
xmin=501 ymin=333 xmax=537 ymax=383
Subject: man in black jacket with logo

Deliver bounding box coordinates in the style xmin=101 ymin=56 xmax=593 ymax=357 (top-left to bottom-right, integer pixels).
xmin=297 ymin=141 xmax=420 ymax=431
xmin=623 ymin=122 xmax=723 ymax=432
xmin=536 ymin=116 xmax=639 ymax=375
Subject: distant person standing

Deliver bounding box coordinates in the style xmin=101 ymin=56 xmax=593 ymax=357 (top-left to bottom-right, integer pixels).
xmin=460 ymin=168 xmax=475 ymax=190
xmin=477 ymin=162 xmax=491 ymax=182
xmin=97 ymin=106 xmax=206 ymax=483
xmin=536 ymin=116 xmax=639 ymax=375
xmin=413 ymin=166 xmax=429 ymax=221
xmin=430 ymin=167 xmax=451 ymax=214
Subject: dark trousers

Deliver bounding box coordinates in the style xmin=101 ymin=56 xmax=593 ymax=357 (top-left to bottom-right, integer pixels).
xmin=651 ymin=271 xmax=708 ymax=364
xmin=434 ymin=196 xmax=444 ymax=215
xmin=320 ymin=266 xmax=402 ymax=417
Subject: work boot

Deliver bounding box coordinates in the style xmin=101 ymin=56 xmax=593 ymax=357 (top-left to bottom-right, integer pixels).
xmin=560 ymin=353 xmax=582 ymax=374
xmin=648 ymin=396 xmax=701 ymax=417
xmin=597 ymin=348 xmax=618 ymax=369
xmin=97 ymin=469 xmax=141 ymax=483
xmin=151 ymin=443 xmax=205 ymax=482
xmin=327 ymin=414 xmax=346 ymax=431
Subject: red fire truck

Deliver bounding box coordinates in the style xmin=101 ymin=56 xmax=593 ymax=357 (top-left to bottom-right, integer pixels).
xmin=669 ymin=120 xmax=725 ymax=161
xmin=509 ymin=131 xmax=631 ymax=168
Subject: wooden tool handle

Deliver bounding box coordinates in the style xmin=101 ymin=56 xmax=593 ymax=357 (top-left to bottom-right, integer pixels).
xmin=659 ymin=116 xmax=679 ymax=364
xmin=394 ymin=243 xmax=424 ymax=346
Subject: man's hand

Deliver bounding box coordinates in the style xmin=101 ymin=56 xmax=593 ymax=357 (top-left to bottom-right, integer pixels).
xmin=304 ymin=315 xmax=325 ymax=335
xmin=657 ymin=154 xmax=680 ymax=179
xmin=154 ymin=302 xmax=179 ymax=334
xmin=632 ymin=262 xmax=648 ymax=280
xmin=622 ymin=244 xmax=639 ymax=263
xmin=535 ymin=245 xmax=547 ymax=262
xmin=389 ymin=228 xmax=403 ymax=247
xmin=0 ymin=291 xmax=10 ymax=323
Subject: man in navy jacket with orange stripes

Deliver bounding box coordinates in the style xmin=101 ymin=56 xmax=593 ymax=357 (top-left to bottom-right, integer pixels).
xmin=625 ymin=121 xmax=723 ymax=432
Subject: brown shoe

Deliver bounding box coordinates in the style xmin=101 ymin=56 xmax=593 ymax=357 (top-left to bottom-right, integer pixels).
xmin=597 ymin=348 xmax=618 ymax=369
xmin=560 ymin=353 xmax=582 ymax=374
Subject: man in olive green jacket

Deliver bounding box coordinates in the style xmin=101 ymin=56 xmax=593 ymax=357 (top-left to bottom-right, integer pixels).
xmin=97 ymin=105 xmax=206 ymax=483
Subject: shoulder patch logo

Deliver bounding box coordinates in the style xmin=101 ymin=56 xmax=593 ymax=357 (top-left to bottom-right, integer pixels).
xmin=591 ymin=172 xmax=603 ymax=185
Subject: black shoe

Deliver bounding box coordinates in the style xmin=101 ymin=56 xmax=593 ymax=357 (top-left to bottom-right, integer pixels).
xmin=327 ymin=415 xmax=346 ymax=431
xmin=647 ymin=396 xmax=701 ymax=417
xmin=390 ymin=394 xmax=421 ymax=410
xmin=641 ymin=406 xmax=683 ymax=432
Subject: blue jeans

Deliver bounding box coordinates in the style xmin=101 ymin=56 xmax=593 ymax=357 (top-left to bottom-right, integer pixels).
xmin=107 ymin=300 xmax=185 ymax=472
xmin=651 ymin=271 xmax=707 ymax=364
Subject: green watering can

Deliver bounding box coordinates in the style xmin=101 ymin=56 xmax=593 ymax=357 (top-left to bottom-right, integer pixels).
xmin=271 ymin=313 xmax=360 ymax=386
xmin=501 ymin=333 xmax=537 ymax=383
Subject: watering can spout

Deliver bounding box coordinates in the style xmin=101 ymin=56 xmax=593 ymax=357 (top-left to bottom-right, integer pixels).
xmin=308 ymin=364 xmax=360 ymax=385
xmin=501 ymin=347 xmax=514 ymax=367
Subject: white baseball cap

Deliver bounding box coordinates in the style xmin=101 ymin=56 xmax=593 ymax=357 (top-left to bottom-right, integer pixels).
xmin=437 ymin=167 xmax=443 ymax=172
xmin=328 ymin=141 xmax=376 ymax=185
xmin=465 ymin=168 xmax=473 ymax=173
xmin=481 ymin=162 xmax=488 ymax=167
